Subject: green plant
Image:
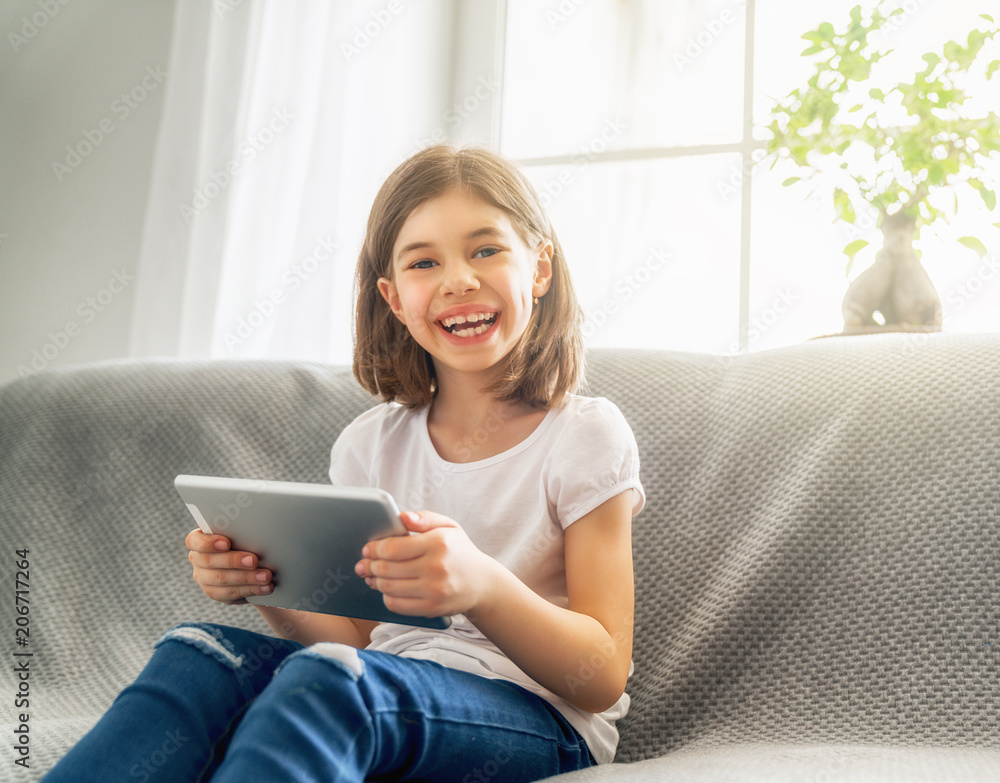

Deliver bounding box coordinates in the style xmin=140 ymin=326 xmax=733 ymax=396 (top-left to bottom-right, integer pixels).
xmin=765 ymin=4 xmax=1000 ymax=274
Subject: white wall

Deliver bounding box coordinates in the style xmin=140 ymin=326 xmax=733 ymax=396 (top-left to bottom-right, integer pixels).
xmin=0 ymin=0 xmax=177 ymax=385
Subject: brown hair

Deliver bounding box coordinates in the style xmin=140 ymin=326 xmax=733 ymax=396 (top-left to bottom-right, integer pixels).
xmin=353 ymin=145 xmax=584 ymax=409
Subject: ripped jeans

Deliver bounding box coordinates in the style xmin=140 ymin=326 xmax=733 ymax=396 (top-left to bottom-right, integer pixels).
xmin=41 ymin=622 xmax=594 ymax=782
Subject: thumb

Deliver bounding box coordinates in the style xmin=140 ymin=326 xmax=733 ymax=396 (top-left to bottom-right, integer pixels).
xmin=400 ymin=510 xmax=457 ymax=533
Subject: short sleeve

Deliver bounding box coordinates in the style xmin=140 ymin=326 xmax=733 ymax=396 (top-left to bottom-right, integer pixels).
xmin=546 ymin=397 xmax=645 ymax=529
xmin=327 ymin=407 xmax=383 ymax=487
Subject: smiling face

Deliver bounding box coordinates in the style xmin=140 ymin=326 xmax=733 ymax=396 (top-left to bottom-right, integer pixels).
xmin=377 ymin=186 xmax=553 ymax=382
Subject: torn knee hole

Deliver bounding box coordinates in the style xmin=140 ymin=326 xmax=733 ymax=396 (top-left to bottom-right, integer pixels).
xmin=283 ymin=642 xmax=365 ymax=680
xmin=156 ymin=624 xmax=244 ymax=670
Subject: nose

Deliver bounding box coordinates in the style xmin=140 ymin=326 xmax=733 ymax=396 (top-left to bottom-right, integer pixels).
xmin=440 ymin=258 xmax=480 ymax=297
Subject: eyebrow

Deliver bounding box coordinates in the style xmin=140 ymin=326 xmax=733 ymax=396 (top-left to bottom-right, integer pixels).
xmin=395 ymin=226 xmax=510 ymax=262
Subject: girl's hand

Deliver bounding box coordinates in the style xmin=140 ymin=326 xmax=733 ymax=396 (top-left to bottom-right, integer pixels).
xmin=355 ymin=511 xmax=498 ymax=618
xmin=185 ymin=529 xmax=274 ymax=605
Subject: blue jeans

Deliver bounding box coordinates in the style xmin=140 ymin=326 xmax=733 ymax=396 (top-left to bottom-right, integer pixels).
xmin=42 ymin=622 xmax=594 ymax=782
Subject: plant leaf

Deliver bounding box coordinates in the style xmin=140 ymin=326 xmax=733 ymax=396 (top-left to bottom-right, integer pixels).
xmin=844 ymin=239 xmax=870 ymax=277
xmin=834 ymin=187 xmax=857 ymax=224
xmin=843 ymin=239 xmax=870 ymax=257
xmin=958 ymin=236 xmax=988 ymax=258
xmin=782 ymin=176 xmax=802 ymax=186
xmin=969 ymin=178 xmax=998 ymax=210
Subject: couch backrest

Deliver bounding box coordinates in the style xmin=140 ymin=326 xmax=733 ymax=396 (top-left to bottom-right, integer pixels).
xmin=586 ymin=333 xmax=1000 ymax=761
xmin=2 ymin=332 xmax=998 ymax=773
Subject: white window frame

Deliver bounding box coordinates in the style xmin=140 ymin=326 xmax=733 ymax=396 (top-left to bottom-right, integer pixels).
xmin=456 ymin=0 xmax=765 ymax=353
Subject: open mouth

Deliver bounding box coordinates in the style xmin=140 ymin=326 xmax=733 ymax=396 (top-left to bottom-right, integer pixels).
xmin=438 ymin=312 xmax=499 ymax=338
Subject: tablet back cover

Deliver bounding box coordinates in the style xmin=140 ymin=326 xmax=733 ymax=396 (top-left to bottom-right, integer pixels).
xmin=175 ymin=475 xmax=450 ymax=629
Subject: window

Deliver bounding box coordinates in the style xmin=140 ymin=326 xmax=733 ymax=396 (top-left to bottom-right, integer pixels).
xmin=498 ymin=0 xmax=1000 ymax=354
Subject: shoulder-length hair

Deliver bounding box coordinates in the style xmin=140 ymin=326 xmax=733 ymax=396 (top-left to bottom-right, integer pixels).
xmin=352 ymin=145 xmax=584 ymax=409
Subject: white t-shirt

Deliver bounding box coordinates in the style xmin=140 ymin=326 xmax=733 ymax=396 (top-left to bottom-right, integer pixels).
xmin=327 ymin=393 xmax=645 ymax=764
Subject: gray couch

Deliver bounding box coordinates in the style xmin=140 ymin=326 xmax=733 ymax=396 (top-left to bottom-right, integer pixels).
xmin=2 ymin=333 xmax=999 ymax=782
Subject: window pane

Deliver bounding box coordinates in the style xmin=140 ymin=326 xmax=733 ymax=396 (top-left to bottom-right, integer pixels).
xmin=755 ymin=0 xmax=1000 ymax=133
xmin=523 ymin=155 xmax=742 ymax=353
xmin=751 ymin=160 xmax=1000 ymax=347
xmin=753 ymin=0 xmax=1000 ymax=343
xmin=503 ymin=0 xmax=745 ymax=159
xmin=749 ymin=158 xmax=858 ymax=350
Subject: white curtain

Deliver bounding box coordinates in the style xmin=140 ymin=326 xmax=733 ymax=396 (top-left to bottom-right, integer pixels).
xmin=130 ymin=0 xmax=457 ymax=365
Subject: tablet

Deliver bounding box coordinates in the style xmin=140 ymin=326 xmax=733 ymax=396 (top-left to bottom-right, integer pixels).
xmin=174 ymin=475 xmax=451 ymax=629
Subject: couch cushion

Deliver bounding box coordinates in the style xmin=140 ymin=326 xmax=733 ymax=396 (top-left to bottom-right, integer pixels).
xmin=542 ymin=743 xmax=1000 ymax=781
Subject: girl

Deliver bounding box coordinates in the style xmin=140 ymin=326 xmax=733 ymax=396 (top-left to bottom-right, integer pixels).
xmin=43 ymin=145 xmax=644 ymax=782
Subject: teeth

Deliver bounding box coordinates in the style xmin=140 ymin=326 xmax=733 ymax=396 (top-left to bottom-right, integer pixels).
xmin=453 ymin=323 xmax=491 ymax=338
xmin=441 ymin=312 xmax=496 ymax=328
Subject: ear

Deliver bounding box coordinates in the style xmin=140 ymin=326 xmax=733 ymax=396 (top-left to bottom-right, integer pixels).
xmin=377 ymin=277 xmax=407 ymax=325
xmin=533 ymin=241 xmax=554 ymax=299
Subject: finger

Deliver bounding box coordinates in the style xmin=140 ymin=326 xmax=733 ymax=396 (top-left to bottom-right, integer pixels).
xmin=194 ymin=564 xmax=272 ymax=593
xmin=360 ymin=556 xmax=425 ymax=581
xmin=364 ymin=533 xmax=427 ymax=562
xmin=200 ymin=579 xmax=271 ymax=603
xmin=399 ymin=510 xmax=459 ymax=533
xmin=186 ymin=529 xmax=232 ymax=553
xmin=188 ymin=549 xmax=261 ymax=570
xmin=368 ymin=574 xmax=425 ymax=599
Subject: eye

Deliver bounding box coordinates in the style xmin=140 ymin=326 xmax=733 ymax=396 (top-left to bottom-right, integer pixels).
xmin=408 ymin=259 xmax=437 ymax=270
xmin=473 ymin=247 xmax=501 ymax=259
